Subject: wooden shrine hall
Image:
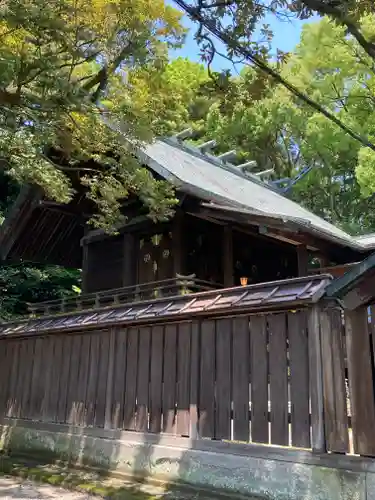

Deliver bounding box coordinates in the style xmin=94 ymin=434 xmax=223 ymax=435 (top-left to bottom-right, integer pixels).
xmin=0 ymin=134 xmax=374 ymax=315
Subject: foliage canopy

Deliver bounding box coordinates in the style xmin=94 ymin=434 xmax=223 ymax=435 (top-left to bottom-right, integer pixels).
xmin=0 ymin=0 xmax=185 ymax=229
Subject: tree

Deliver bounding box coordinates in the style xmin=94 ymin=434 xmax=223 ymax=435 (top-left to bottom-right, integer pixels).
xmin=172 ymin=0 xmax=375 ymax=154
xmin=0 ymin=0 xmax=185 ymax=229
xmin=169 ymin=19 xmax=375 ymax=234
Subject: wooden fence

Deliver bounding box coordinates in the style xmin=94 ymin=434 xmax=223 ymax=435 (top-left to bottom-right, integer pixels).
xmin=3 ymin=300 xmax=375 ymax=458
xmin=320 ymin=304 xmax=375 ymax=457
xmin=0 ymin=308 xmax=324 ymax=451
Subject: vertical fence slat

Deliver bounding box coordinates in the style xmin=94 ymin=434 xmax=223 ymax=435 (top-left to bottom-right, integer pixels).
xmin=86 ymin=333 xmax=100 ymax=426
xmin=95 ymin=332 xmax=110 ymax=428
xmin=321 ymin=308 xmax=349 ymax=453
xmin=112 ymin=328 xmax=127 ymax=429
xmin=124 ymin=327 xmax=138 ymax=431
xmin=189 ymin=321 xmax=199 ymax=439
xmin=288 ymin=311 xmax=310 ymax=448
xmin=104 ymin=329 xmax=116 ymax=429
xmin=77 ymin=334 xmax=91 ymax=426
xmin=15 ymin=341 xmax=27 ymax=418
xmin=177 ymin=322 xmax=191 ymax=436
xmin=250 ymin=315 xmax=268 ymax=444
xmin=136 ymin=327 xmax=151 ymax=432
xmin=345 ymin=307 xmax=375 ymax=456
xmin=8 ymin=341 xmax=20 ymax=418
xmin=51 ymin=336 xmax=64 ymax=423
xmin=20 ymin=339 xmax=34 ymax=419
xmin=215 ymin=318 xmax=231 ymax=440
xmin=41 ymin=337 xmax=55 ymax=422
xmin=268 ymin=313 xmax=288 ymax=446
xmin=232 ymin=317 xmax=250 ymax=442
xmin=57 ymin=335 xmax=72 ymax=423
xmin=29 ymin=338 xmax=43 ymax=420
xmin=308 ymin=306 xmax=325 ymax=453
xmin=0 ymin=341 xmax=11 ymax=416
xmin=149 ymin=325 xmax=164 ymax=433
xmin=163 ymin=324 xmax=177 ymax=434
xmin=66 ymin=335 xmax=82 ymax=425
xmin=199 ymin=319 xmax=215 ymax=438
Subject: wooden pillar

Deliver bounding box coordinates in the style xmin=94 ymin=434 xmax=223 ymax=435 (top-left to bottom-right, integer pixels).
xmin=172 ymin=210 xmax=184 ymax=277
xmin=297 ymin=244 xmax=309 ymax=277
xmin=223 ymin=225 xmax=234 ymax=287
xmin=123 ymin=233 xmax=136 ymax=287
xmin=81 ymin=225 xmax=90 ymax=293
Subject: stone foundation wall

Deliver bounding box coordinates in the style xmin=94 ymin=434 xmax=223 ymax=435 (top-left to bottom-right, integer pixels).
xmin=0 ymin=418 xmax=373 ymax=500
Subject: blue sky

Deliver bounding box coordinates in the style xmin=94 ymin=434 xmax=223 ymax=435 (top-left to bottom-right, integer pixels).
xmin=168 ymin=2 xmax=318 ymax=71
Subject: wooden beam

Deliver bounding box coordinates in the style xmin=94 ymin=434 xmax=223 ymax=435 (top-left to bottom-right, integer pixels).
xmin=297 ymin=245 xmax=309 ymax=277
xmin=223 ymin=225 xmax=234 ymax=287
xmin=81 ymin=215 xmax=151 ymax=245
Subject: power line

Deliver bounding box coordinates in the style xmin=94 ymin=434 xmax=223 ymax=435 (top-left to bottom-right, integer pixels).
xmin=173 ymin=0 xmax=375 ymax=152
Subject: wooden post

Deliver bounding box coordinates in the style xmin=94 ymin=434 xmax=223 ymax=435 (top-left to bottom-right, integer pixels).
xmin=223 ymin=225 xmax=234 ymax=287
xmin=123 ymin=233 xmax=135 ymax=287
xmin=345 ymin=307 xmax=375 ymax=456
xmin=172 ymin=210 xmax=184 ymax=277
xmin=307 ymin=305 xmax=325 ymax=453
xmin=297 ymin=245 xmax=309 ymax=277
xmin=81 ymin=243 xmax=89 ymax=293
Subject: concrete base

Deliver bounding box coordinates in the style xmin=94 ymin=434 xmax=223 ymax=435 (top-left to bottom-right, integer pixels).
xmin=0 ymin=418 xmax=374 ymax=499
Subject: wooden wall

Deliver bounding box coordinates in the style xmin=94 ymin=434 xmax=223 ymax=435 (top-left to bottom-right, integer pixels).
xmin=83 ymin=235 xmax=125 ymax=293
xmin=0 ymin=310 xmax=317 ymax=449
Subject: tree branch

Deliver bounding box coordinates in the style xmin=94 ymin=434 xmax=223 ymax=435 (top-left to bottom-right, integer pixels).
xmin=302 ymin=0 xmax=375 ymax=60
xmin=173 ymin=0 xmax=375 ymax=152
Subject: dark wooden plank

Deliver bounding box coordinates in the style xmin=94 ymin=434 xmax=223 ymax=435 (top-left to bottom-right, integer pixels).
xmin=7 ymin=341 xmax=21 ymax=418
xmin=112 ymin=328 xmax=127 ymax=429
xmin=136 ymin=327 xmax=151 ymax=432
xmin=215 ymin=318 xmax=232 ymax=440
xmin=189 ymin=321 xmax=199 ymax=439
xmin=320 ymin=307 xmax=347 ymax=446
xmin=149 ymin=325 xmax=164 ymax=433
xmin=86 ymin=333 xmax=100 ymax=427
xmin=345 ymin=307 xmax=375 ymax=456
xmin=288 ymin=311 xmax=310 ymax=449
xmin=297 ymin=245 xmax=308 ymax=277
xmin=41 ymin=337 xmax=55 ymax=422
xmin=57 ymin=335 xmax=73 ymax=424
xmin=123 ymin=233 xmax=136 ymax=287
xmin=105 ymin=329 xmax=116 ymax=429
xmin=177 ymin=322 xmax=191 ymax=436
xmin=76 ymin=334 xmax=91 ymax=426
xmin=268 ymin=313 xmax=288 ymax=446
xmin=222 ymin=226 xmax=234 ymax=287
xmin=123 ymin=327 xmax=138 ymax=430
xmin=163 ymin=324 xmax=177 ymax=434
xmin=172 ymin=210 xmax=184 ymax=276
xmin=50 ymin=336 xmax=64 ymax=423
xmin=81 ymin=242 xmax=89 ymax=293
xmin=199 ymin=319 xmax=215 ymax=438
xmin=29 ymin=338 xmax=44 ymax=420
xmin=23 ymin=339 xmax=36 ymax=419
xmin=66 ymin=335 xmax=82 ymax=425
xmin=232 ymin=317 xmax=250 ymax=442
xmin=250 ymin=315 xmax=268 ymax=444
xmin=308 ymin=306 xmax=325 ymax=453
xmin=0 ymin=341 xmax=11 ymax=417
xmin=14 ymin=341 xmax=28 ymax=418
xmin=95 ymin=332 xmax=110 ymax=428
